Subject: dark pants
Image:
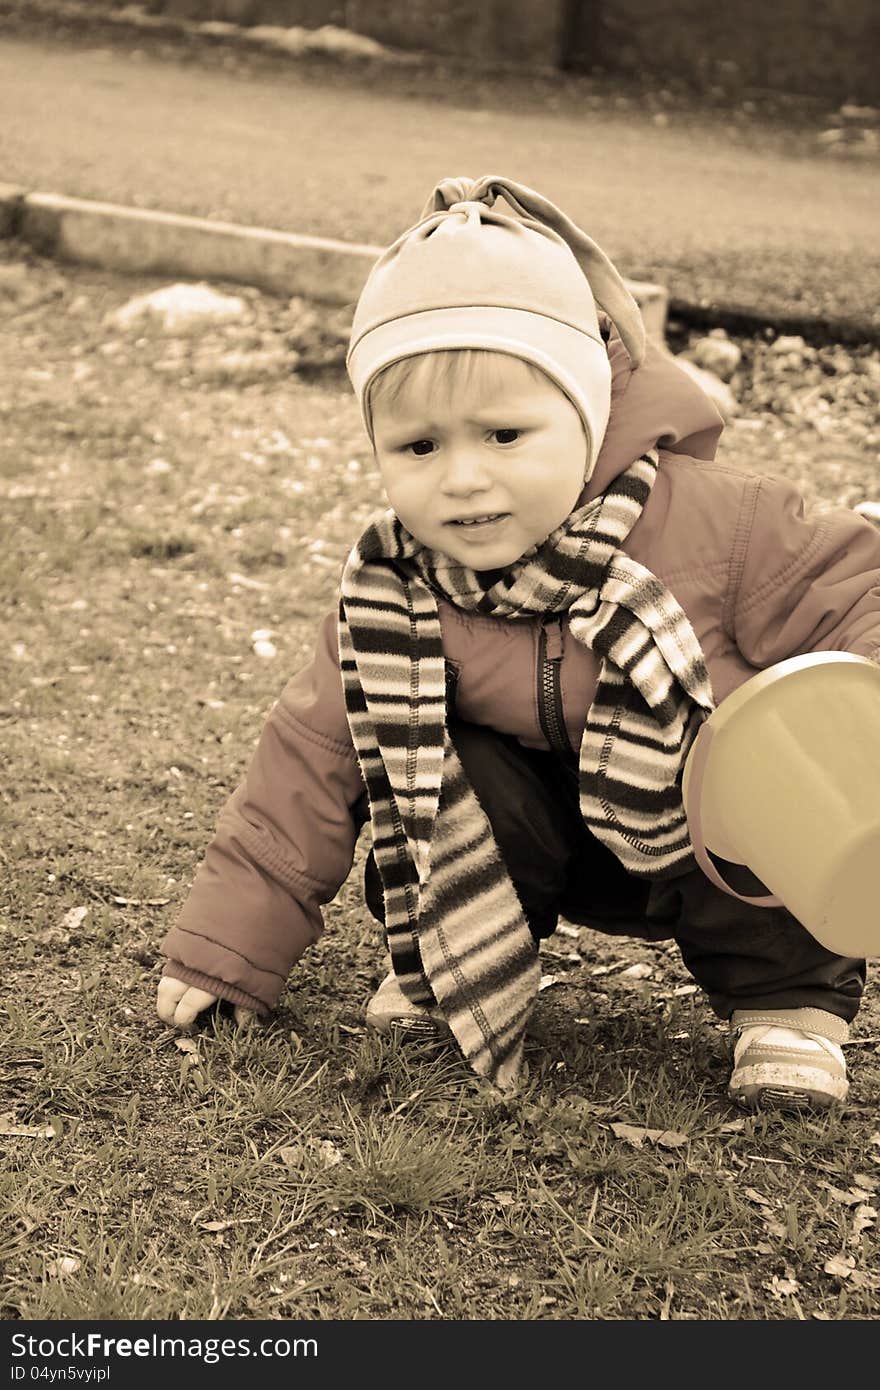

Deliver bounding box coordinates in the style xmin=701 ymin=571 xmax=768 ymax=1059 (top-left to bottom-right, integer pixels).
xmin=364 ymin=720 xmax=865 ymax=1023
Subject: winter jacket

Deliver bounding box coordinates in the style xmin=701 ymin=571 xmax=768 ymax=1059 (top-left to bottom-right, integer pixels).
xmin=160 ymin=332 xmax=880 ymax=1013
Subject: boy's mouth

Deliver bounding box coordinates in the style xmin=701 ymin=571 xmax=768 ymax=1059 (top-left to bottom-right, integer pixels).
xmin=448 ymin=513 xmax=509 ymax=528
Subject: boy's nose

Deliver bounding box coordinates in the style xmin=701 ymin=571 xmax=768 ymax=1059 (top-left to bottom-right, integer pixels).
xmin=440 ymin=448 xmax=492 ymax=496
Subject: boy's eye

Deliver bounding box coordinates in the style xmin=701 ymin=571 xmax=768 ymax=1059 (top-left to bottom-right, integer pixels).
xmin=492 ymin=428 xmax=521 ymax=445
xmin=406 ymin=439 xmax=435 ymax=457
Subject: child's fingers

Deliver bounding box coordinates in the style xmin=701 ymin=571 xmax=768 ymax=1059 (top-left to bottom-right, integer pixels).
xmin=156 ymin=977 xmax=188 ymax=1024
xmin=171 ymin=987 xmax=219 ymax=1028
xmin=156 ymin=978 xmax=218 ymax=1028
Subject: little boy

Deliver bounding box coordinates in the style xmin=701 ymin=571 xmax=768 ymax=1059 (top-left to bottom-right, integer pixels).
xmin=157 ymin=175 xmax=880 ymax=1108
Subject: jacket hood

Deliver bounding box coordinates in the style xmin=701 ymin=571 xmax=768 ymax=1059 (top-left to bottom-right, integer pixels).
xmin=582 ymin=321 xmax=725 ymax=503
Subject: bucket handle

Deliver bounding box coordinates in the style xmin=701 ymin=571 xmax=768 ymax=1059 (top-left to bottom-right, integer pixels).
xmin=685 ymin=719 xmax=784 ymax=908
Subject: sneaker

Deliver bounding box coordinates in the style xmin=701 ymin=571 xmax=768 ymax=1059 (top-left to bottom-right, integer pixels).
xmin=728 ymin=1007 xmax=849 ymax=1110
xmin=365 ymin=970 xmax=450 ymax=1039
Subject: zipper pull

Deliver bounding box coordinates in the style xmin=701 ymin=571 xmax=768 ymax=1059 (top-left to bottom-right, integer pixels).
xmin=544 ymin=615 xmax=564 ymax=662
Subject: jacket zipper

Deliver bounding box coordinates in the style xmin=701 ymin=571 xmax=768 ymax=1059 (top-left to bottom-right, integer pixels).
xmin=537 ymin=616 xmax=572 ymax=758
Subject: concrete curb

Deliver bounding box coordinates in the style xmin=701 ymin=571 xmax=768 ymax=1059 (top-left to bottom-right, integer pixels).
xmin=0 ymin=184 xmax=671 ymax=338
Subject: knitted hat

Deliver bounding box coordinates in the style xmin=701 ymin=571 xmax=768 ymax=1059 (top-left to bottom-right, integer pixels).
xmin=347 ymin=175 xmax=646 ymax=474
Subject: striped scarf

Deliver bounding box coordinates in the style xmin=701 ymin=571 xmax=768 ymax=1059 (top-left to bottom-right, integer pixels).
xmin=338 ymin=452 xmax=715 ymax=1090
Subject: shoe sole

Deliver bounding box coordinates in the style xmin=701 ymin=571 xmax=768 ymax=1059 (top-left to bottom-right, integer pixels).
xmin=729 ymin=1062 xmax=848 ymax=1111
xmin=729 ymin=1083 xmax=842 ymax=1112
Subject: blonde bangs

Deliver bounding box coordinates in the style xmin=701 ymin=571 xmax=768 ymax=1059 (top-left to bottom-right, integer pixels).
xmin=367 ymin=350 xmax=549 ymax=424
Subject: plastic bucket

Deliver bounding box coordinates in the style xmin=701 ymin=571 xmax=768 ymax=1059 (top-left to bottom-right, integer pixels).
xmin=682 ymin=652 xmax=880 ymax=958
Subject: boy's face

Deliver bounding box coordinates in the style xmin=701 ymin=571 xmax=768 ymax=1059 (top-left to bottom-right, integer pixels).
xmin=371 ymin=356 xmax=589 ymax=571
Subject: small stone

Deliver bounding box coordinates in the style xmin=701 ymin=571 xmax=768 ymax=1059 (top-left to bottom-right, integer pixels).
xmin=251 ymin=629 xmax=277 ymax=660
xmin=837 ymin=104 xmax=880 ymax=126
xmin=771 ymin=334 xmax=808 ymax=356
xmin=107 ymin=284 xmax=249 ymax=335
xmin=689 ymin=333 xmax=742 ymax=382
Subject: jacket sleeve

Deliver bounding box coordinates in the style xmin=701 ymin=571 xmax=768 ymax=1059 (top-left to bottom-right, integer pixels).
xmin=730 ymin=474 xmax=880 ymax=668
xmin=159 ymin=610 xmax=367 ymax=1013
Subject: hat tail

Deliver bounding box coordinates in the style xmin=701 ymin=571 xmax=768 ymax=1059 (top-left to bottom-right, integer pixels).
xmin=424 ymin=175 xmax=646 ymax=368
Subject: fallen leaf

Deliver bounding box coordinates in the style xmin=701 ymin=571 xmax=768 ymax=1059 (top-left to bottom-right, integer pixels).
xmin=113 ymin=896 xmax=171 ymax=907
xmin=35 ymin=926 xmax=71 ymax=947
xmin=655 ymin=1130 xmax=690 ymax=1149
xmin=62 ymin=906 xmax=89 ymax=931
xmin=851 ymin=1204 xmax=877 ymax=1239
xmin=619 ymin=962 xmax=653 ymax=979
xmin=824 ymin=1254 xmax=856 ymax=1278
xmin=610 ymin=1122 xmax=648 ymax=1147
xmin=852 ymin=1174 xmax=878 ymax=1192
xmin=538 ymin=974 xmax=562 ymax=991
xmin=744 ymin=1187 xmax=774 ymax=1207
xmin=47 ymin=1257 xmax=80 ymax=1278
xmin=764 ymin=1219 xmax=788 ymax=1238
xmin=765 ymin=1274 xmax=800 ymax=1298
xmin=314 ymin=1139 xmax=343 ymax=1168
xmin=277 ymin=1144 xmax=304 ymax=1166
xmin=195 ymin=1218 xmax=257 ymax=1232
xmin=819 ymin=1181 xmax=873 ymax=1206
xmin=609 ymin=1122 xmax=688 ymax=1149
xmin=0 ymin=1114 xmax=56 ymax=1139
xmin=542 ymin=947 xmax=583 ymax=965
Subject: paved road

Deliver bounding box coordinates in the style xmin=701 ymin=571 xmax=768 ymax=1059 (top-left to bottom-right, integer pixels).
xmin=1 ymin=30 xmax=878 ymax=331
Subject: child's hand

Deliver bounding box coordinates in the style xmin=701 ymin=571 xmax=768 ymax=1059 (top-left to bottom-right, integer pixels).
xmin=156 ymin=977 xmax=255 ymax=1030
